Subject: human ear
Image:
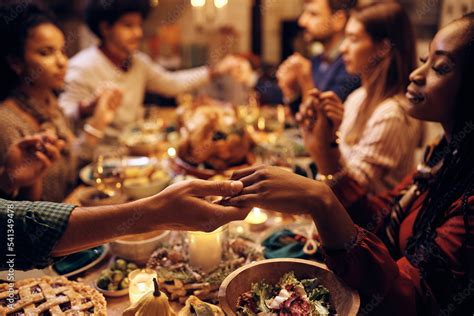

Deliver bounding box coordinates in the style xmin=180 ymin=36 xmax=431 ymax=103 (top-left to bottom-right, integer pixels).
xmin=375 ymin=38 xmax=392 ymax=59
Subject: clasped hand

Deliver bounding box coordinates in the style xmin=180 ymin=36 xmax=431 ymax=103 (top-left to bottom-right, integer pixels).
xmin=296 ymin=89 xmax=343 ymax=150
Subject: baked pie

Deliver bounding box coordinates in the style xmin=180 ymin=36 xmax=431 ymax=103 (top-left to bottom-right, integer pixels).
xmin=0 ymin=276 xmax=106 ymax=315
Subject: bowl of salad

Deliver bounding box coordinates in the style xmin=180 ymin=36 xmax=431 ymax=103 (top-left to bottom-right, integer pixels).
xmin=218 ymin=258 xmax=359 ymax=315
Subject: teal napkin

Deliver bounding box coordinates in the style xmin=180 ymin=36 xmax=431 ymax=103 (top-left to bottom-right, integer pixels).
xmin=262 ymin=229 xmax=321 ymax=260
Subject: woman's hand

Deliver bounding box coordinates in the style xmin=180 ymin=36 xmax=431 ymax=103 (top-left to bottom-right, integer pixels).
xmin=221 ymin=165 xmax=357 ymax=250
xmin=2 ymin=134 xmax=64 ymax=189
xmin=297 ymin=89 xmax=343 ymax=151
xmin=221 ymin=165 xmax=329 ymax=215
xmin=297 ymin=90 xmax=332 ymax=151
xmin=144 ymin=179 xmax=250 ymax=232
xmin=319 ymin=91 xmax=344 ymax=132
xmin=297 ymin=89 xmax=344 ymax=174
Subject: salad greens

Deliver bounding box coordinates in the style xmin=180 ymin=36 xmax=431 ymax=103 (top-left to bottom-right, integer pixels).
xmin=236 ymin=272 xmax=333 ymax=315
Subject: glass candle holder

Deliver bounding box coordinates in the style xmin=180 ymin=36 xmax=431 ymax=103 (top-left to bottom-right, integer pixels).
xmin=245 ymin=207 xmax=268 ymax=231
xmin=128 ymin=269 xmax=158 ymax=304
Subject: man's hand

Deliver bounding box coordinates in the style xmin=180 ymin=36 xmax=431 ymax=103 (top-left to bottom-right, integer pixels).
xmin=88 ymin=87 xmax=123 ymax=130
xmin=145 ymin=179 xmax=249 ymax=232
xmin=277 ymin=53 xmax=313 ymax=100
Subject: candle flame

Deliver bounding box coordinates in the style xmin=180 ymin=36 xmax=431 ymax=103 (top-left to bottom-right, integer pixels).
xmin=253 ymin=207 xmax=261 ymax=216
xmin=257 ymin=117 xmax=265 ymax=131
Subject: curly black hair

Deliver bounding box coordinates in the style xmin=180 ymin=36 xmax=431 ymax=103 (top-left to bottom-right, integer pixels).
xmin=0 ymin=0 xmax=61 ymax=101
xmin=84 ymin=0 xmax=151 ymax=41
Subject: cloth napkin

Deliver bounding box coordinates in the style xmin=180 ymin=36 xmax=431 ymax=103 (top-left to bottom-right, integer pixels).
xmin=262 ymin=229 xmax=321 ymax=260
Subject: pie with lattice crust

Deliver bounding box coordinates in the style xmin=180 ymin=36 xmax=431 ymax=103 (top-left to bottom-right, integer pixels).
xmin=0 ymin=276 xmax=106 ymax=315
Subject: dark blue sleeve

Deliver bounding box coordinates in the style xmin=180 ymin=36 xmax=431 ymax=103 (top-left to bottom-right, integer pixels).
xmin=330 ymin=73 xmax=360 ymax=102
xmin=255 ymin=78 xmax=284 ymax=105
xmin=326 ymin=61 xmax=360 ymax=102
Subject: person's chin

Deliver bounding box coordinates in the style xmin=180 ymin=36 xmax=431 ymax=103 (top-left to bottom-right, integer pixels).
xmin=343 ymin=63 xmax=355 ymax=75
xmin=303 ymin=31 xmax=314 ymax=42
xmin=405 ymin=100 xmax=429 ymax=121
xmin=51 ymin=79 xmax=65 ymax=90
xmin=126 ymin=43 xmax=140 ymax=53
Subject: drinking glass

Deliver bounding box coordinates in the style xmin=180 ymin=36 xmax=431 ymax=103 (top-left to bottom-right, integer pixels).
xmin=92 ymin=145 xmax=125 ymax=197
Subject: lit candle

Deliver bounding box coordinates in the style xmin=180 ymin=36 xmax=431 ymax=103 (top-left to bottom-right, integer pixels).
xmin=188 ymin=227 xmax=223 ymax=272
xmin=245 ymin=208 xmax=268 ymax=231
xmin=257 ymin=116 xmax=266 ymax=131
xmin=128 ymin=269 xmax=158 ymax=304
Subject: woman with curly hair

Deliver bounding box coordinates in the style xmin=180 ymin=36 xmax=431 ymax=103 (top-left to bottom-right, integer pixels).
xmin=0 ymin=2 xmax=121 ymax=201
xmin=224 ymin=12 xmax=474 ymax=315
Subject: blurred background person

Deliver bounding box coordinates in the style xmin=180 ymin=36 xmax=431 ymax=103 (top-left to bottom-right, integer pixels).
xmin=298 ymin=1 xmax=423 ymax=194
xmin=277 ymin=0 xmax=360 ymax=115
xmin=0 ymin=2 xmax=120 ymax=202
xmin=0 ymin=134 xmax=63 ymax=201
xmin=59 ymin=0 xmax=251 ymax=130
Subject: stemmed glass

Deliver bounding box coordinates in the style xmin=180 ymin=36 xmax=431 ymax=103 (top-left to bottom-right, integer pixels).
xmin=92 ymin=145 xmax=125 ymax=197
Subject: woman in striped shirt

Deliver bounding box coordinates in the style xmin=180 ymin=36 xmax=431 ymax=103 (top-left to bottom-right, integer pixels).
xmin=299 ymin=2 xmax=423 ymax=194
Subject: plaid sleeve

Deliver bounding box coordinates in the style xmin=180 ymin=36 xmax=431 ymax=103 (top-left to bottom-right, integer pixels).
xmin=0 ymin=199 xmax=76 ymax=271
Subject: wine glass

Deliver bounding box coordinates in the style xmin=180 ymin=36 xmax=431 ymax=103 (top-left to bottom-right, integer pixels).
xmin=237 ymin=103 xmax=260 ymax=127
xmin=92 ymin=145 xmax=125 ymax=197
xmin=237 ymin=91 xmax=260 ymax=129
xmin=258 ymin=136 xmax=295 ymax=169
xmin=258 ymin=105 xmax=286 ymax=134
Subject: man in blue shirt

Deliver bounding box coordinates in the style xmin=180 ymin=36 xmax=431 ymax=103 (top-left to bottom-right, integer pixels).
xmin=277 ymin=0 xmax=360 ymax=114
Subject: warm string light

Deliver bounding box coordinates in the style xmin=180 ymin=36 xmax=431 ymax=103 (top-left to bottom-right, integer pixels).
xmin=191 ymin=0 xmax=206 ymax=7
xmin=191 ymin=0 xmax=228 ymax=8
xmin=214 ymin=0 xmax=228 ymax=8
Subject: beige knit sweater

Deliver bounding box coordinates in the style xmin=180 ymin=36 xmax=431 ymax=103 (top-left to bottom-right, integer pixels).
xmin=0 ymin=103 xmax=79 ymax=202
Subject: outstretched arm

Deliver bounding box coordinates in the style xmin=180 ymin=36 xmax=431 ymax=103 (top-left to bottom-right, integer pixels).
xmin=1 ymin=180 xmax=246 ymax=271
xmin=53 ymin=180 xmax=245 ymax=256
